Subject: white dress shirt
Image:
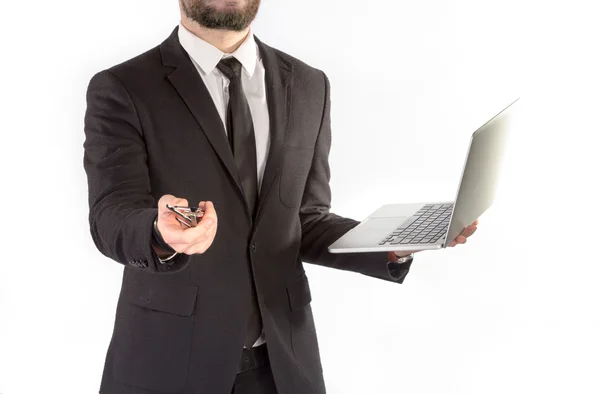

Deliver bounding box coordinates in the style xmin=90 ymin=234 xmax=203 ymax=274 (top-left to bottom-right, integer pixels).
xmin=177 ymin=22 xmax=269 ymax=347
xmin=178 ymin=23 xmax=270 ymax=188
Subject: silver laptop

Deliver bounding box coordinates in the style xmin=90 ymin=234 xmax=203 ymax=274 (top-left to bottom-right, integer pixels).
xmin=328 ymin=98 xmax=518 ymax=253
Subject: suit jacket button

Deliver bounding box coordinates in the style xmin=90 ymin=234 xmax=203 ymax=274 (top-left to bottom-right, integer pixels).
xmin=251 ymin=242 xmax=256 ymax=252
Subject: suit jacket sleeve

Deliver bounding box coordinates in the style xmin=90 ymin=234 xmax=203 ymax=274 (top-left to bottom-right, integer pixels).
xmin=83 ymin=70 xmax=191 ymax=273
xmin=298 ymin=71 xmax=411 ymax=283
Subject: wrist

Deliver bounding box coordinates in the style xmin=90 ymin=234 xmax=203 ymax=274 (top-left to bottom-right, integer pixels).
xmin=152 ymin=216 xmax=176 ymax=254
xmin=152 ymin=243 xmax=177 ymax=259
xmin=392 ymin=251 xmax=414 ymax=264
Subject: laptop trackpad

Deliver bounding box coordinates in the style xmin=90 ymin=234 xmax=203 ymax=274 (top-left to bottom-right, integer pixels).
xmin=350 ymin=217 xmax=406 ymax=246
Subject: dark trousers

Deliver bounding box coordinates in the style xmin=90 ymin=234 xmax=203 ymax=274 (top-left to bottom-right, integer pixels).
xmin=231 ymin=364 xmax=278 ymax=394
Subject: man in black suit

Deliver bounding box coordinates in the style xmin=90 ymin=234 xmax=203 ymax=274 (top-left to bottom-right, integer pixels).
xmin=83 ymin=1 xmax=478 ymax=393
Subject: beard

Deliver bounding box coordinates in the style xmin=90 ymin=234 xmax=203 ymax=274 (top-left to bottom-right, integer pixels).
xmin=180 ymin=0 xmax=261 ymax=31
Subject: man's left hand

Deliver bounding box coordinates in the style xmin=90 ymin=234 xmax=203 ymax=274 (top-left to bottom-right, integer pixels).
xmin=392 ymin=219 xmax=479 ymax=258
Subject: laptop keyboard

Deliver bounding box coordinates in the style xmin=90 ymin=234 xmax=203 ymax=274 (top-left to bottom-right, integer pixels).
xmin=379 ymin=203 xmax=454 ymax=246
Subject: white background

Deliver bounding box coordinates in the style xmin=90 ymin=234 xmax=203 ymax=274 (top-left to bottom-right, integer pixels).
xmin=1 ymin=0 xmax=599 ymax=393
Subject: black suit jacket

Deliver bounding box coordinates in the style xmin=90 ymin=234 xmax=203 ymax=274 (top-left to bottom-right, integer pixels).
xmin=83 ymin=26 xmax=411 ymax=394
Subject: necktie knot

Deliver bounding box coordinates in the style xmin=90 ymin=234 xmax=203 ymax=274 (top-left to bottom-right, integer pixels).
xmin=217 ymin=57 xmax=243 ymax=80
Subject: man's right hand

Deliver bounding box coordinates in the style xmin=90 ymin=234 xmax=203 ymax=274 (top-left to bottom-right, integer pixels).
xmin=155 ymin=194 xmax=218 ymax=255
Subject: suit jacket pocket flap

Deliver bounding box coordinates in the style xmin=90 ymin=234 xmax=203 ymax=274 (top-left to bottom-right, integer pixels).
xmin=121 ymin=273 xmax=198 ymax=316
xmin=286 ymin=273 xmax=312 ymax=312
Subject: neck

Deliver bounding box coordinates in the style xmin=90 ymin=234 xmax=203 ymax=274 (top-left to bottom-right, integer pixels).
xmin=180 ymin=16 xmax=250 ymax=53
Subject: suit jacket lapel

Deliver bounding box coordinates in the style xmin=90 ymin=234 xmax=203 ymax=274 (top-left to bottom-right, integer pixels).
xmin=253 ymin=36 xmax=293 ymax=226
xmin=160 ymin=27 xmax=248 ymax=214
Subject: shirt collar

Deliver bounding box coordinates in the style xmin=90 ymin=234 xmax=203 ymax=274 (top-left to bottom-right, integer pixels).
xmin=178 ymin=22 xmax=258 ymax=78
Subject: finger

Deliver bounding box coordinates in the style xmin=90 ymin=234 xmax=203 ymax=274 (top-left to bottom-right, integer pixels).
xmin=202 ymin=223 xmax=217 ymax=244
xmin=199 ymin=215 xmax=219 ymax=243
xmin=473 ymin=219 xmax=479 ymax=226
xmin=201 ymin=201 xmax=217 ymax=222
xmin=187 ymin=229 xmax=217 ymax=255
xmin=455 ymin=235 xmax=467 ymax=244
xmin=393 ymin=251 xmax=416 ymax=258
xmin=190 ymin=214 xmax=219 ymax=253
xmin=196 ymin=200 xmax=206 ymax=225
xmin=449 ymin=241 xmax=457 ymax=247
xmin=187 ymin=241 xmax=209 ymax=255
xmin=199 ymin=202 xmax=216 ymax=229
xmin=184 ymin=220 xmax=216 ymax=245
xmin=194 ymin=201 xmax=217 ymax=231
xmin=461 ymin=225 xmax=478 ymax=238
xmin=163 ymin=220 xmax=208 ymax=245
xmin=179 ymin=203 xmax=217 ymax=245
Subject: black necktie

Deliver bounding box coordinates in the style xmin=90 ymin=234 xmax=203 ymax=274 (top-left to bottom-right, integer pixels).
xmin=216 ymin=57 xmax=262 ymax=348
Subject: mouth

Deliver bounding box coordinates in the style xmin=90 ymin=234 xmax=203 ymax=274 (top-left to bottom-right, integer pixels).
xmin=218 ymin=0 xmax=244 ymax=7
